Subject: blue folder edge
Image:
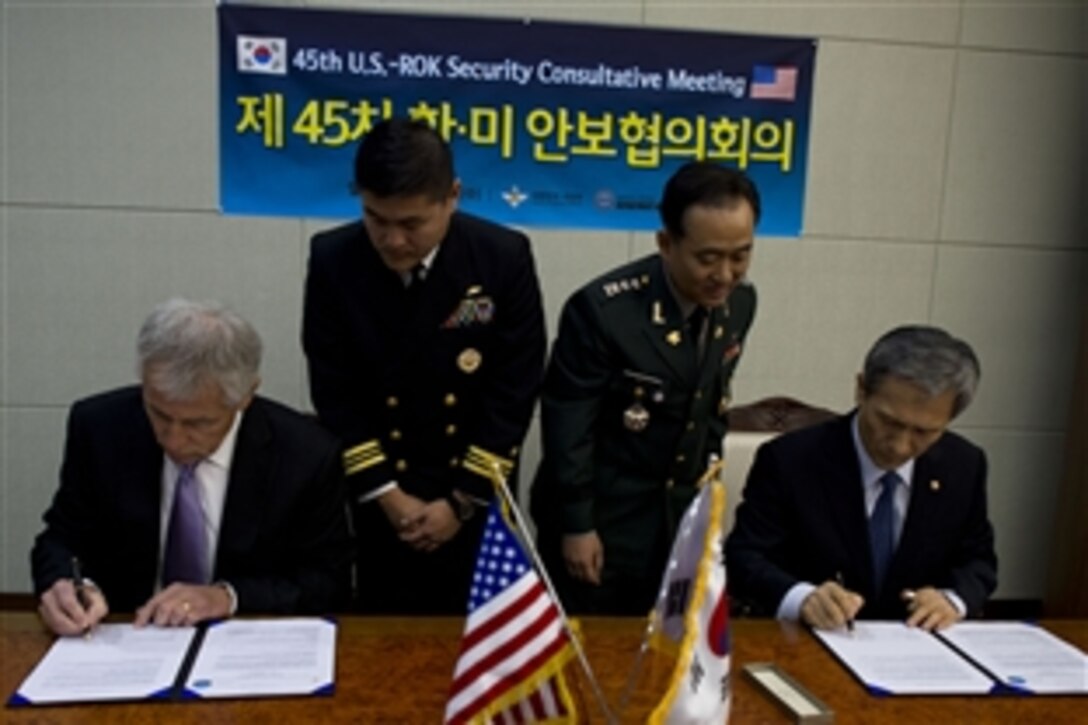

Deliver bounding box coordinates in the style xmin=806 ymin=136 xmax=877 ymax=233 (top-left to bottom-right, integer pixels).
xmin=312 ymin=682 xmax=335 ymax=697
xmin=6 ymin=692 xmax=31 ymax=707
xmin=865 ymin=683 xmax=893 ymax=697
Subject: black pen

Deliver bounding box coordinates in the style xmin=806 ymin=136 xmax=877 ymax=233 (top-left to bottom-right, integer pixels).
xmin=71 ymin=556 xmax=92 ymax=637
xmin=835 ymin=571 xmax=854 ymax=632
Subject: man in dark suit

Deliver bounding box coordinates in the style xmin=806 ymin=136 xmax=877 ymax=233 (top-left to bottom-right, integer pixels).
xmin=531 ymin=162 xmax=759 ymax=614
xmin=33 ymin=299 xmax=350 ymax=636
xmin=303 ymin=119 xmax=545 ymax=613
xmin=727 ymin=325 xmax=997 ymax=631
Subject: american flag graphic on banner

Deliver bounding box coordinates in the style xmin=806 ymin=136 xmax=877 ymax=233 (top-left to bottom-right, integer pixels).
xmin=444 ymin=503 xmax=577 ymax=725
xmin=749 ymin=65 xmax=798 ymax=101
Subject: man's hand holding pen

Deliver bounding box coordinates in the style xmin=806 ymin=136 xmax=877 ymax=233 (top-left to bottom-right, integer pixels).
xmin=801 ymin=577 xmax=864 ymax=631
xmin=38 ymin=558 xmax=109 ymax=637
xmin=902 ymin=587 xmax=961 ymax=631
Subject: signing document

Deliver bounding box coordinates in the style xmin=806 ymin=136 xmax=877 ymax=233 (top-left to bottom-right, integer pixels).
xmin=815 ymin=622 xmax=993 ymax=695
xmin=938 ymin=621 xmax=1088 ymax=694
xmin=814 ymin=621 xmax=1087 ymax=696
xmin=11 ymin=618 xmax=336 ymax=706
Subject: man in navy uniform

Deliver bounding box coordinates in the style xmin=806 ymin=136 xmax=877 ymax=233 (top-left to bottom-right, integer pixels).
xmin=303 ymin=119 xmax=546 ymax=613
xmin=532 ymin=162 xmax=759 ymax=614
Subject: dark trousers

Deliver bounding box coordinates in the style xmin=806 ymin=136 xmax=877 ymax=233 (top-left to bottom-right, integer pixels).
xmin=351 ymin=502 xmax=486 ymax=615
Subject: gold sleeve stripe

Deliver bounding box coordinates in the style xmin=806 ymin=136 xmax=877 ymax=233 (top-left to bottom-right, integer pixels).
xmin=343 ymin=440 xmax=386 ymax=476
xmin=462 ymin=445 xmax=514 ymax=481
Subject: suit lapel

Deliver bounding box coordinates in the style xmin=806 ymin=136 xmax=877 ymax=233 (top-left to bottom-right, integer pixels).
xmin=822 ymin=416 xmax=879 ymax=594
xmin=893 ymin=445 xmax=941 ymax=581
xmin=695 ymin=305 xmax=730 ymax=388
xmin=216 ymin=402 xmax=271 ymax=574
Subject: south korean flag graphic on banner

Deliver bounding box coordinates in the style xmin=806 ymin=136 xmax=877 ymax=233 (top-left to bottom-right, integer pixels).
xmin=237 ymin=35 xmax=287 ymax=75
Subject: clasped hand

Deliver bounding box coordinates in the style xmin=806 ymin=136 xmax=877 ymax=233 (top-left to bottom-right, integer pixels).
xmin=379 ymin=489 xmax=461 ymax=553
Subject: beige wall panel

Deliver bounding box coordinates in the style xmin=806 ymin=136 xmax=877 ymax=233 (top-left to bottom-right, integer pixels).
xmin=644 ymin=0 xmax=959 ymax=44
xmin=941 ymin=51 xmax=1086 ymax=248
xmin=730 ymin=236 xmax=937 ymax=411
xmin=961 ymin=0 xmax=1088 ymax=55
xmin=804 ymin=41 xmax=956 ymax=241
xmin=932 ymin=245 xmax=1086 ymax=430
xmin=5 ymin=208 xmax=307 ymax=409
xmin=6 ymin=3 xmax=216 ymax=208
xmin=962 ymin=428 xmax=1065 ymax=599
xmin=3 ymin=408 xmax=67 ymax=593
xmin=312 ymin=0 xmax=645 ymax=24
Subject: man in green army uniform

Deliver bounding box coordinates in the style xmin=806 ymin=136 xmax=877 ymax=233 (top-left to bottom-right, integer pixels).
xmin=531 ymin=162 xmax=759 ymax=614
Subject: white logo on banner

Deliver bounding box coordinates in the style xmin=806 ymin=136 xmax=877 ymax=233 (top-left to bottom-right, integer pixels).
xmin=237 ymin=36 xmax=288 ymax=75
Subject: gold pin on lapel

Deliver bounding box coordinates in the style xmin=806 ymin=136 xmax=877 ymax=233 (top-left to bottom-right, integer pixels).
xmin=652 ymin=301 xmax=666 ymax=325
xmin=666 ymin=330 xmax=682 ymax=346
xmin=930 ymin=479 xmax=941 ymax=492
xmin=713 ymin=325 xmax=724 ymax=339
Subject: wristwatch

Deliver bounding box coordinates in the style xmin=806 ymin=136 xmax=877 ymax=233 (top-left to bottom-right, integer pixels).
xmin=445 ymin=492 xmax=476 ymax=522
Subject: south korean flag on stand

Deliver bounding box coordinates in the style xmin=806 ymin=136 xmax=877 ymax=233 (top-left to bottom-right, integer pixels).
xmin=237 ymin=35 xmax=287 ymax=75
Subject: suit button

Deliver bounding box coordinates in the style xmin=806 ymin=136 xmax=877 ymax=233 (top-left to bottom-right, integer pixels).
xmin=390 ymin=429 xmax=402 ymax=441
xmin=676 ymin=454 xmax=686 ymax=463
xmin=386 ymin=396 xmax=399 ymax=408
xmin=449 ymin=457 xmax=460 ymax=468
xmin=444 ymin=393 xmax=457 ymax=407
xmin=666 ymin=478 xmax=675 ymax=489
xmin=445 ymin=424 xmax=457 ymax=436
xmin=509 ymin=446 xmax=519 ymax=456
xmin=395 ymin=459 xmax=408 ymax=472
xmin=686 ymin=421 xmax=695 ymax=431
xmin=694 ymin=390 xmax=703 ymax=400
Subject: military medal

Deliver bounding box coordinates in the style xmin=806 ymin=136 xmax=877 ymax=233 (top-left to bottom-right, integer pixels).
xmin=623 ymin=402 xmax=650 ymax=431
xmin=457 ymin=347 xmax=482 ymax=374
xmin=714 ymin=325 xmax=724 ymax=339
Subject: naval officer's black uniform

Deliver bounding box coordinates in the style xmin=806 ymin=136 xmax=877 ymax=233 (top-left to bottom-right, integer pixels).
xmin=303 ymin=211 xmax=546 ymax=613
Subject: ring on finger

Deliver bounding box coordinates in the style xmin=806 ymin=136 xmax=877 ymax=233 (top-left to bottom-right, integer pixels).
xmin=181 ymin=600 xmax=191 ymax=613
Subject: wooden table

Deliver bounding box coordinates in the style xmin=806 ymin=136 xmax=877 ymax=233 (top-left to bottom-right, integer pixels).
xmin=2 ymin=613 xmax=1085 ymax=723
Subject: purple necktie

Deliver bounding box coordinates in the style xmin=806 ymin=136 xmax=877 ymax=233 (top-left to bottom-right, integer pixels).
xmin=162 ymin=463 xmax=208 ymax=585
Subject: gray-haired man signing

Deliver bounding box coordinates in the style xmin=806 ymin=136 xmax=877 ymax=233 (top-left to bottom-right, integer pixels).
xmin=32 ymin=298 xmax=350 ymax=635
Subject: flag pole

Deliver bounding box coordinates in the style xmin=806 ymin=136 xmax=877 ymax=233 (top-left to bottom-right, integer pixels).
xmin=488 ymin=463 xmax=618 ymax=725
xmin=615 ymin=454 xmax=723 ymax=717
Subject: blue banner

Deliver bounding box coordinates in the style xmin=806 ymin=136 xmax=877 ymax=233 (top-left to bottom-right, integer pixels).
xmin=219 ymin=5 xmax=815 ymax=236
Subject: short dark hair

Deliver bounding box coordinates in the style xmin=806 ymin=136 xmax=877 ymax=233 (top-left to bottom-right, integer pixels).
xmin=658 ymin=162 xmax=761 ymax=238
xmin=352 ymin=118 xmax=454 ymax=201
xmin=862 ymin=325 xmax=981 ymax=418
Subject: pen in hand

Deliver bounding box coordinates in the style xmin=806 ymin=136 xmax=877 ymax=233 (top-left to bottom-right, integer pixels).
xmin=71 ymin=556 xmax=93 ymax=637
xmin=835 ymin=571 xmax=855 ymax=632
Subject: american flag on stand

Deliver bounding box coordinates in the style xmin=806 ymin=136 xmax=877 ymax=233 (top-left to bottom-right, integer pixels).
xmin=444 ymin=502 xmax=577 ymax=725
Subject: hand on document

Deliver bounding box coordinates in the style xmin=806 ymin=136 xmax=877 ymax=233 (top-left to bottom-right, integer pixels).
xmin=134 ymin=583 xmax=233 ymax=628
xmin=801 ymin=580 xmax=864 ymax=631
xmin=902 ymin=587 xmax=961 ymax=631
xmin=38 ymin=578 xmax=109 ymax=637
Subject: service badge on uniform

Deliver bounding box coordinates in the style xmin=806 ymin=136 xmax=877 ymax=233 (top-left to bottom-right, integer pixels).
xmin=457 ymin=347 xmax=482 ymax=374
xmin=623 ymin=402 xmax=650 ymax=431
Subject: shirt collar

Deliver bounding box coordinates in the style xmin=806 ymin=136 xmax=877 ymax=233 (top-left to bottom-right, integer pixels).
xmin=661 ymin=262 xmax=700 ymax=321
xmin=850 ymin=412 xmax=914 ymax=490
xmin=201 ymin=409 xmax=242 ymax=472
xmin=400 ymin=244 xmax=441 ymax=286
